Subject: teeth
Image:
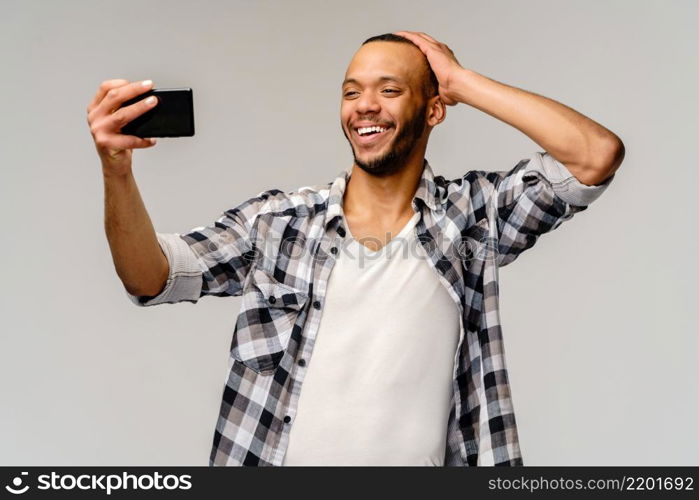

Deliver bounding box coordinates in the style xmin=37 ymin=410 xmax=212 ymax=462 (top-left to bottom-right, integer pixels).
xmin=357 ymin=126 xmax=388 ymax=136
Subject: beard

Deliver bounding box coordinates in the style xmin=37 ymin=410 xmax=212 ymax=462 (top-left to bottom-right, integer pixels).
xmin=342 ymin=101 xmax=427 ymax=177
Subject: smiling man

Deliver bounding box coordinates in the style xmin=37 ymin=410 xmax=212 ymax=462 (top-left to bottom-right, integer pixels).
xmin=341 ymin=38 xmax=438 ymax=178
xmin=90 ymin=31 xmax=623 ymax=466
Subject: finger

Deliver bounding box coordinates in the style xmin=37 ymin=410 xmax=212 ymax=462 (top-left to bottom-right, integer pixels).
xmin=416 ymin=32 xmax=439 ymax=44
xmin=394 ymin=30 xmax=417 ymax=40
xmin=412 ymin=32 xmax=441 ymax=50
xmin=99 ymin=133 xmax=157 ymax=151
xmin=98 ymin=79 xmax=155 ymax=117
xmin=394 ymin=30 xmax=420 ymax=42
xmin=396 ymin=30 xmax=434 ymax=44
xmin=107 ymin=93 xmax=159 ymax=132
xmin=394 ymin=31 xmax=436 ymax=52
xmin=87 ymin=79 xmax=130 ymax=114
xmin=394 ymin=31 xmax=428 ymax=51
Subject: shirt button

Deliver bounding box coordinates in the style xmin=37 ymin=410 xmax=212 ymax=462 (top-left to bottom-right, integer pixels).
xmin=330 ymin=246 xmax=338 ymax=255
xmin=313 ymin=300 xmax=321 ymax=310
xmin=283 ymin=415 xmax=291 ymax=423
xmin=268 ymin=296 xmax=276 ymax=304
xmin=337 ymin=227 xmax=346 ymax=237
xmin=298 ymin=358 xmax=306 ymax=367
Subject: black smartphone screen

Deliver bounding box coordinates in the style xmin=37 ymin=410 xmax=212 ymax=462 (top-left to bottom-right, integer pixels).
xmin=120 ymin=87 xmax=194 ymax=138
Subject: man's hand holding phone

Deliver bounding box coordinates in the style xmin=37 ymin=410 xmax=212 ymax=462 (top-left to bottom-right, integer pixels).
xmin=87 ymin=79 xmax=159 ymax=178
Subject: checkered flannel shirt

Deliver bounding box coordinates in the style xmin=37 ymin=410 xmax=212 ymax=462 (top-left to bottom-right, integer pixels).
xmin=125 ymin=151 xmax=614 ymax=466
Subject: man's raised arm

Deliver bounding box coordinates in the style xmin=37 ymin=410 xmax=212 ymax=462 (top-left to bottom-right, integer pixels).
xmin=394 ymin=30 xmax=625 ymax=184
xmin=87 ymin=79 xmax=168 ymax=297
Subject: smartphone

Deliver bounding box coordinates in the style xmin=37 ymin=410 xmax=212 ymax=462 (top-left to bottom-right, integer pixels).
xmin=119 ymin=87 xmax=195 ymax=138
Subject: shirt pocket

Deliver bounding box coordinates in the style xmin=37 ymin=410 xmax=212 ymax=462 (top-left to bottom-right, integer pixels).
xmin=230 ymin=267 xmax=309 ymax=374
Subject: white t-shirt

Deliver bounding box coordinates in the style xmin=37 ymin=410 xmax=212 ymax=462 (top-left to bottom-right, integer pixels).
xmin=282 ymin=211 xmax=461 ymax=466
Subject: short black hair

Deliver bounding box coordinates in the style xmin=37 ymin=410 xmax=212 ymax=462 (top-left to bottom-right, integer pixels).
xmin=361 ymin=33 xmax=439 ymax=101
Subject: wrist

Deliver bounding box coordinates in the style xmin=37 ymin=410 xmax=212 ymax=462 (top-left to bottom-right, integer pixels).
xmin=447 ymin=67 xmax=478 ymax=105
xmin=101 ymin=162 xmax=134 ymax=181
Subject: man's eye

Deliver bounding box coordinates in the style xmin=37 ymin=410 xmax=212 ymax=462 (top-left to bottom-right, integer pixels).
xmin=383 ymin=89 xmax=398 ymax=93
xmin=344 ymin=91 xmax=358 ymax=97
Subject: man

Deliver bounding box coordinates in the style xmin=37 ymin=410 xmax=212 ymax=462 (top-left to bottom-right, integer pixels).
xmin=86 ymin=31 xmax=624 ymax=466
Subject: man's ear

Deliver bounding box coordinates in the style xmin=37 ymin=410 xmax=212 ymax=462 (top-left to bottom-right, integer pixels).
xmin=426 ymin=95 xmax=446 ymax=127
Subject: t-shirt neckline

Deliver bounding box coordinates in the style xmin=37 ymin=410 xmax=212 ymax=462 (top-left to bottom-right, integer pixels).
xmin=344 ymin=211 xmax=420 ymax=256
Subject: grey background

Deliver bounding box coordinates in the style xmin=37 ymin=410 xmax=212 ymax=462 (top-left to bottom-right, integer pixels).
xmin=1 ymin=0 xmax=696 ymax=465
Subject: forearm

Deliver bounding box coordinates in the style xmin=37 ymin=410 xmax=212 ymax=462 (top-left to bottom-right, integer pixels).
xmin=450 ymin=68 xmax=623 ymax=184
xmin=103 ymin=168 xmax=169 ymax=296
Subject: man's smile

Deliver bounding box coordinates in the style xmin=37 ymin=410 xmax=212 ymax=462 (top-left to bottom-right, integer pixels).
xmin=352 ymin=124 xmax=394 ymax=148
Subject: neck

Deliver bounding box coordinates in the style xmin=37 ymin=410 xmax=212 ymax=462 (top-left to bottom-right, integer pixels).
xmin=343 ymin=148 xmax=425 ymax=223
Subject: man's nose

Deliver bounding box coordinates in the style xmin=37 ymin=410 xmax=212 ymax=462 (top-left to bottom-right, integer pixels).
xmin=355 ymin=92 xmax=381 ymax=114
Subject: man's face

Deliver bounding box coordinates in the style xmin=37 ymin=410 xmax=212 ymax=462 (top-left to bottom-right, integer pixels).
xmin=340 ymin=41 xmax=431 ymax=177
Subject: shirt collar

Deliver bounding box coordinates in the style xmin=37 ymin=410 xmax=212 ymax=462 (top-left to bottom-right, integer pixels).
xmin=324 ymin=158 xmax=440 ymax=230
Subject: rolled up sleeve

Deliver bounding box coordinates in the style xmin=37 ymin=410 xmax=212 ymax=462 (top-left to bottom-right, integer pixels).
xmin=125 ymin=232 xmax=203 ymax=307
xmin=490 ymin=151 xmax=615 ymax=267
xmin=124 ymin=190 xmax=278 ymax=307
xmin=531 ymin=150 xmax=615 ymax=206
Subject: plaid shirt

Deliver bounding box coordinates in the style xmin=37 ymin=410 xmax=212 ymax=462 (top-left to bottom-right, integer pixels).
xmin=126 ymin=151 xmax=614 ymax=466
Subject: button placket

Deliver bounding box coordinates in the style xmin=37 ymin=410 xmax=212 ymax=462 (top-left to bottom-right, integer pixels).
xmin=276 ymin=231 xmax=339 ymax=461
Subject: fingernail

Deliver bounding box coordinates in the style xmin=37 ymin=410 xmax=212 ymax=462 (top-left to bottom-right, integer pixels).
xmin=146 ymin=96 xmax=157 ymax=105
xmin=149 ymin=138 xmax=157 ymax=144
xmin=142 ymin=80 xmax=153 ymax=87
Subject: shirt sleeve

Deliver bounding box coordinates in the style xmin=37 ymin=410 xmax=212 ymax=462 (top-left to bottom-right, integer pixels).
xmin=485 ymin=151 xmax=615 ymax=267
xmin=125 ymin=196 xmax=265 ymax=307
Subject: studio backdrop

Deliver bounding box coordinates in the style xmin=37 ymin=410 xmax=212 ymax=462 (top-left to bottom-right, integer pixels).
xmin=0 ymin=0 xmax=696 ymax=465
